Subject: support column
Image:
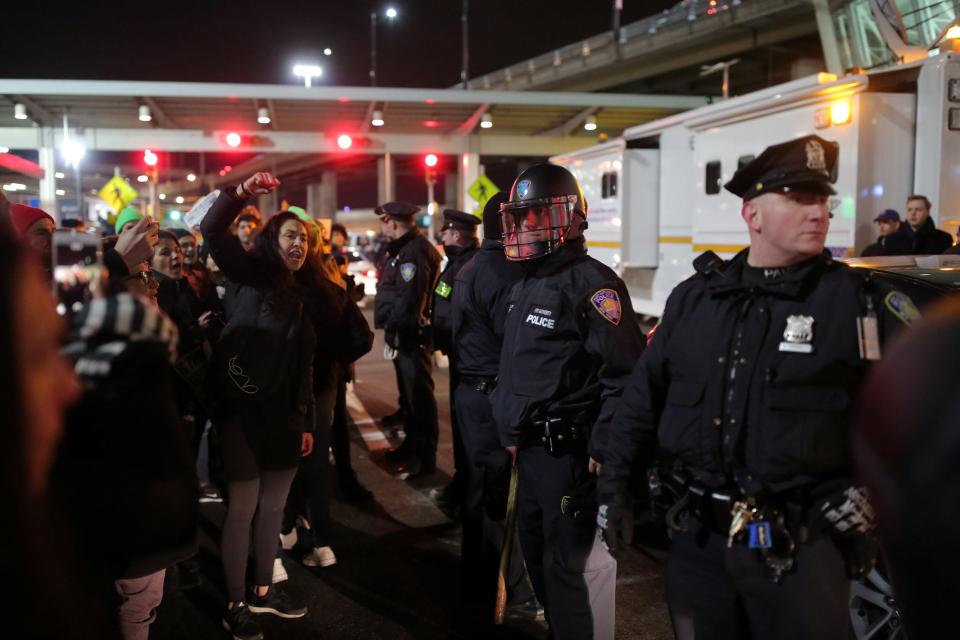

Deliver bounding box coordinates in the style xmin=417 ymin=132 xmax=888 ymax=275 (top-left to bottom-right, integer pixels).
xmin=37 ymin=128 xmax=57 ymax=220
xmin=320 ymin=170 xmax=337 ymax=219
xmin=377 ymin=152 xmax=395 ymax=204
xmin=457 ymin=151 xmax=480 ymax=213
xmin=306 ymin=182 xmax=322 ymax=217
xmin=444 ymin=172 xmax=458 ymax=209
xmin=812 ymin=0 xmax=843 ymax=75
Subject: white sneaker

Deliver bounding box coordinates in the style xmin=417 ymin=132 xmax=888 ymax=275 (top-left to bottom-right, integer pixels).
xmin=272 ymin=557 xmax=288 ymax=583
xmin=279 ymin=528 xmax=298 ymax=551
xmin=302 ymin=546 xmax=337 ymax=568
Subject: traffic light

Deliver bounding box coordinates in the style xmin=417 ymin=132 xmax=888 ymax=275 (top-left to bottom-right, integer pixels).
xmin=221 ymin=132 xmax=275 ymax=149
xmin=423 ymin=153 xmax=439 ymax=183
xmin=332 ymin=133 xmax=372 ymax=151
xmin=143 ymin=149 xmax=159 ymax=182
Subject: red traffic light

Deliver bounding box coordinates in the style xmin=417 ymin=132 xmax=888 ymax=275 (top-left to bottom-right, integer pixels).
xmin=143 ymin=149 xmax=158 ymax=166
xmin=424 ymin=153 xmax=439 ymax=168
xmin=225 ymin=132 xmax=242 ymax=148
xmin=337 ymin=134 xmax=353 ymax=150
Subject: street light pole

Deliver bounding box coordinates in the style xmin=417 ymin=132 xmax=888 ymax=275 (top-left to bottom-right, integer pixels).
xmin=461 ymin=0 xmax=469 ymax=88
xmin=370 ymin=11 xmax=378 ymax=87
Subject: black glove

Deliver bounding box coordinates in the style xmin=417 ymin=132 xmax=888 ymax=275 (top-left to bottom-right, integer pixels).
xmin=560 ymin=476 xmax=597 ymax=524
xmin=597 ymin=494 xmax=627 ymax=557
xmin=814 ymin=484 xmax=878 ymax=579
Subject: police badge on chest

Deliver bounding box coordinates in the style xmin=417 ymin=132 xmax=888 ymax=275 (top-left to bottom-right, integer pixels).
xmin=779 ymin=315 xmax=814 ymax=353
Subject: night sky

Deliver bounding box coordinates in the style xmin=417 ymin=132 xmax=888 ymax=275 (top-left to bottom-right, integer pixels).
xmin=1 ymin=1 xmax=677 ymax=87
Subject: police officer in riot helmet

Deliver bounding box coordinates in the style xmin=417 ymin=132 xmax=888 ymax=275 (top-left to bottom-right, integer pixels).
xmin=493 ymin=163 xmax=645 ymax=639
xmin=597 ymin=135 xmax=918 ymax=640
xmin=373 ymin=202 xmax=442 ymax=478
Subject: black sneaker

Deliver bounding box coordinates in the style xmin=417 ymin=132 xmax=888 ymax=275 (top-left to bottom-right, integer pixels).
xmin=222 ymin=603 xmax=264 ymax=640
xmin=247 ymin=585 xmax=308 ymax=619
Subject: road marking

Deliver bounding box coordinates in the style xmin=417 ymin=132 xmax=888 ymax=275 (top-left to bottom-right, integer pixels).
xmin=345 ymin=382 xmax=392 ymax=452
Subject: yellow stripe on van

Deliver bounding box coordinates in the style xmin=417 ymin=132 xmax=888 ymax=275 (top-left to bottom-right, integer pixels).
xmin=586 ymin=241 xmax=622 ymax=248
xmin=692 ymin=244 xmax=748 ymax=253
xmin=658 ymin=236 xmax=693 ymax=244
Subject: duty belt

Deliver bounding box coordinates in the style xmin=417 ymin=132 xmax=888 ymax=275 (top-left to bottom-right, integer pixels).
xmin=650 ymin=468 xmax=820 ymax=583
xmin=524 ymin=416 xmax=588 ymax=457
xmin=460 ymin=375 xmax=497 ymax=395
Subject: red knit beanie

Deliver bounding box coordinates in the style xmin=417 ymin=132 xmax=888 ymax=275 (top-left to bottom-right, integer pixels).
xmin=10 ymin=204 xmax=55 ymax=236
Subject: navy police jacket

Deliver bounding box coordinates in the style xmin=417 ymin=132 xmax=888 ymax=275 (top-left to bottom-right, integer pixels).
xmin=451 ymin=238 xmax=523 ymax=379
xmin=432 ymin=241 xmax=478 ymax=356
xmin=492 ymin=239 xmax=646 ymax=462
xmin=374 ymin=229 xmax=441 ymax=347
xmin=599 ymin=249 xmax=916 ymax=499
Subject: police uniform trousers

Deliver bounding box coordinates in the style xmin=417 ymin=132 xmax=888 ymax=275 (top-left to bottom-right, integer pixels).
xmin=455 ymin=382 xmax=533 ymax=605
xmin=392 ymin=342 xmax=439 ymax=465
xmin=447 ymin=363 xmax=467 ymax=496
xmin=517 ymin=446 xmax=616 ymax=639
xmin=666 ymin=527 xmax=850 ymax=640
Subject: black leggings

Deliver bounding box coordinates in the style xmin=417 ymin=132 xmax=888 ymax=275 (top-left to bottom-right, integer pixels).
xmin=222 ymin=468 xmax=297 ymax=603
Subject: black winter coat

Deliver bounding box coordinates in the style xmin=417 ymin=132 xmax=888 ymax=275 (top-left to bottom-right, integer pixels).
xmin=374 ymin=228 xmax=441 ymax=348
xmin=492 ymin=239 xmax=646 ymax=461
xmin=599 ymin=250 xmax=915 ymax=500
xmin=903 ymin=217 xmax=954 ymax=255
xmin=201 ymin=189 xmax=316 ymax=432
xmin=432 ymin=241 xmax=478 ymax=356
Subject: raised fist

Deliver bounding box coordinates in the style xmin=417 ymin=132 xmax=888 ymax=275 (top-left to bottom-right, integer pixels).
xmin=238 ymin=172 xmax=280 ymax=198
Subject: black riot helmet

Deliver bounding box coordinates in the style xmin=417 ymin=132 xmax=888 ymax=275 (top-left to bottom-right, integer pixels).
xmin=500 ymin=163 xmax=587 ymax=261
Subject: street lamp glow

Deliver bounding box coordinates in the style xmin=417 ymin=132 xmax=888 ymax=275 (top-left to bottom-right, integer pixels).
xmin=257 ymin=107 xmax=271 ymax=124
xmin=186 ymin=173 xmax=197 ymax=182
xmin=175 ymin=196 xmax=185 ymax=204
xmin=55 ymin=172 xmax=65 ymax=179
xmin=385 ymin=6 xmax=398 ymax=18
xmin=480 ymin=113 xmax=493 ymax=129
xmin=159 ymin=193 xmax=167 ymax=200
xmin=62 ymin=139 xmax=85 ymax=168
xmin=55 ymin=189 xmax=65 ymax=196
xmin=170 ymin=210 xmax=182 ymax=221
xmin=137 ymin=175 xmax=149 ymax=183
xmin=584 ymin=115 xmax=598 ymax=131
xmin=138 ymin=105 xmax=152 ymax=122
xmin=323 ymin=48 xmax=332 ymax=56
xmin=14 ymin=103 xmax=27 ymax=120
xmin=371 ymin=110 xmax=385 ymax=127
xmin=293 ymin=63 xmax=323 ymax=87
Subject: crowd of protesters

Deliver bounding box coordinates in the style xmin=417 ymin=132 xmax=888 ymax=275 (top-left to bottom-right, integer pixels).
xmin=0 ymin=172 xmax=373 ymax=640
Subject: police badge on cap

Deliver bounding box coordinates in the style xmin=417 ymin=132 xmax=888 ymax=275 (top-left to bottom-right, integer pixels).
xmin=724 ymin=134 xmax=839 ymax=200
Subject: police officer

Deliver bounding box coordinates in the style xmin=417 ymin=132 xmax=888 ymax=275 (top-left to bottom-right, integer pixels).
xmin=493 ymin=164 xmax=646 ymax=639
xmin=597 ymin=135 xmax=916 ymax=640
xmin=374 ymin=202 xmax=442 ymax=477
xmin=450 ymin=193 xmax=536 ymax=611
xmin=430 ymin=209 xmax=481 ymax=510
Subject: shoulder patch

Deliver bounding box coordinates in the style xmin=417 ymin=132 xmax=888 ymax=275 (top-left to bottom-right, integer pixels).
xmin=400 ymin=262 xmax=416 ymax=282
xmin=884 ymin=290 xmax=919 ymax=326
xmin=590 ymin=288 xmax=622 ymax=326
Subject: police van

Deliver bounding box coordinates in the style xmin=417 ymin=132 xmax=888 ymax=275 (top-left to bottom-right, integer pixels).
xmin=552 ymin=48 xmax=960 ymax=317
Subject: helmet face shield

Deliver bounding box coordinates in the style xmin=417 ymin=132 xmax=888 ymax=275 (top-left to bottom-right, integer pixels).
xmin=500 ymin=195 xmax=580 ymax=261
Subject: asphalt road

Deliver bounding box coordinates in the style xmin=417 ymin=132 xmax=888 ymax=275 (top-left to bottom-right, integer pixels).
xmin=152 ymin=312 xmax=673 ymax=639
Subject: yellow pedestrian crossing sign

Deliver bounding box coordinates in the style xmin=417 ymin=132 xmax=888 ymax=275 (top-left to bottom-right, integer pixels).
xmin=98 ymin=176 xmax=139 ymax=214
xmin=467 ymin=175 xmax=499 ymax=212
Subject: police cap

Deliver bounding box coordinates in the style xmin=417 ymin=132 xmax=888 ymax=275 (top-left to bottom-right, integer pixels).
xmin=724 ymin=134 xmax=839 ymax=200
xmin=440 ymin=209 xmax=480 ymax=232
xmin=375 ymin=201 xmax=420 ymax=220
